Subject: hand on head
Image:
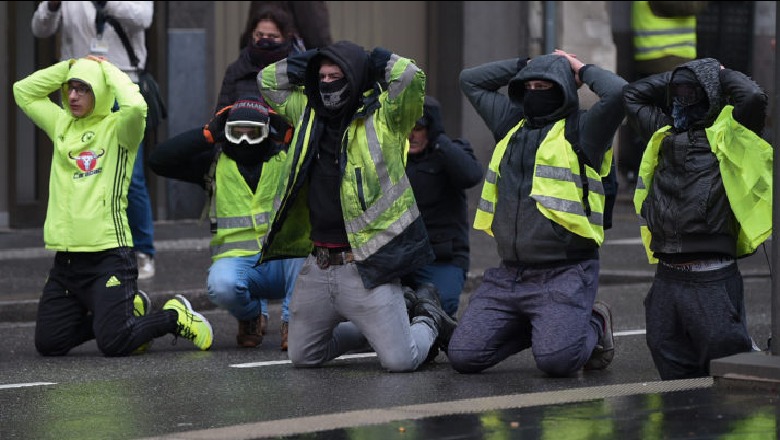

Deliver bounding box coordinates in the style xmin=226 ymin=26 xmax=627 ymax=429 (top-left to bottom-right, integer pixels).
xmin=553 ymin=49 xmax=584 ymax=87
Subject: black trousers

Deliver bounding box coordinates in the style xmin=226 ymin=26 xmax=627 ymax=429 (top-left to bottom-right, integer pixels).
xmin=35 ymin=247 xmax=175 ymax=356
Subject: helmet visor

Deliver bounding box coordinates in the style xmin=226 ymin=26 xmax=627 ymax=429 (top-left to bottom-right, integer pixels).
xmin=225 ymin=121 xmax=269 ymax=144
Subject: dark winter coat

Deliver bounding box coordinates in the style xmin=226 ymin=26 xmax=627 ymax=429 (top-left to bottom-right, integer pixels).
xmin=406 ymin=96 xmax=483 ymax=271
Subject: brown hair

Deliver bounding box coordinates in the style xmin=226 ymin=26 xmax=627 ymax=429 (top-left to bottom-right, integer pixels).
xmin=239 ymin=5 xmax=295 ymax=49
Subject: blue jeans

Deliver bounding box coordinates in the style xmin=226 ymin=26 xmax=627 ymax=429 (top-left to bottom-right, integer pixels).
xmin=127 ymin=142 xmax=155 ymax=256
xmin=402 ymin=263 xmax=466 ymax=318
xmin=207 ymin=255 xmax=304 ymax=322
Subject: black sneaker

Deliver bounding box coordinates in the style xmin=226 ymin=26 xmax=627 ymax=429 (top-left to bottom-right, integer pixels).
xmin=403 ymin=286 xmax=417 ymax=321
xmin=413 ymin=284 xmax=458 ymax=352
xmin=584 ymin=300 xmax=615 ymax=370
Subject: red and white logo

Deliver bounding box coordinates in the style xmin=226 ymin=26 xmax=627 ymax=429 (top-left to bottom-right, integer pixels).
xmin=68 ymin=149 xmax=105 ymax=172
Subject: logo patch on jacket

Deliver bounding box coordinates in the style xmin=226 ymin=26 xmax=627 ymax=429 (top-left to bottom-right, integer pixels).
xmin=105 ymin=275 xmax=121 ymax=288
xmin=68 ymin=148 xmax=105 ymax=178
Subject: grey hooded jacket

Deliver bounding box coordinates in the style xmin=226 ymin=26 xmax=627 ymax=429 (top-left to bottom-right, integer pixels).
xmin=460 ymin=54 xmax=627 ymax=264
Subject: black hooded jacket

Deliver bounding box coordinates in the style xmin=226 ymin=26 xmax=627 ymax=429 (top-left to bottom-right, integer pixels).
xmin=405 ymin=96 xmax=483 ymax=271
xmin=303 ymin=41 xmax=373 ymax=245
xmin=623 ymin=58 xmax=768 ymax=260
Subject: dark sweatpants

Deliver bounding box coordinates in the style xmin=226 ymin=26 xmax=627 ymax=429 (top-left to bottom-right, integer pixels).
xmin=35 ymin=247 xmax=176 ymax=357
xmin=645 ymin=262 xmax=753 ymax=380
xmin=448 ymin=259 xmax=602 ymax=377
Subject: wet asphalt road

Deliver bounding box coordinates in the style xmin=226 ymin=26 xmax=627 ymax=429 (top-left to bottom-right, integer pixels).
xmin=0 ymin=195 xmax=776 ymax=439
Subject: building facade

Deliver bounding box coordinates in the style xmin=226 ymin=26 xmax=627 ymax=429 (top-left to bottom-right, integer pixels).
xmin=1 ymin=1 xmax=775 ymax=229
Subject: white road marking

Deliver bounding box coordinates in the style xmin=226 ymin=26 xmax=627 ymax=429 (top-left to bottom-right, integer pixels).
xmin=231 ymin=352 xmax=378 ymax=368
xmin=0 ymin=382 xmax=56 ymax=389
xmin=604 ymin=238 xmax=643 ymax=245
xmin=229 ymin=333 xmax=647 ymax=369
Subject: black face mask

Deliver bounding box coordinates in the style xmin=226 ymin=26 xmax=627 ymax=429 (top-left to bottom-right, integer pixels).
xmin=523 ymin=88 xmax=564 ymax=118
xmin=248 ymin=38 xmax=291 ymax=66
xmin=671 ymin=100 xmax=708 ymax=131
xmin=223 ymin=141 xmax=272 ymax=165
xmin=319 ymin=77 xmax=350 ymax=111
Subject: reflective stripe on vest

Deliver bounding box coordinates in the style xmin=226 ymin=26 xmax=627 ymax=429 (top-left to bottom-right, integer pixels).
xmin=475 ymin=118 xmax=609 ymax=244
xmin=474 ymin=121 xmax=524 ymax=236
xmin=210 ymin=158 xmax=279 ymax=259
xmin=531 ymin=119 xmax=608 ymax=245
xmin=632 ymin=1 xmax=697 ymax=62
xmin=343 ymin=114 xmax=421 ymax=259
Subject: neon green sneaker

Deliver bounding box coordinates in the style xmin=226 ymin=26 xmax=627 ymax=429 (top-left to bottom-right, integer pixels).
xmin=163 ymin=294 xmax=213 ymax=351
xmin=133 ymin=289 xmax=151 ymax=317
xmin=132 ymin=290 xmax=153 ymax=354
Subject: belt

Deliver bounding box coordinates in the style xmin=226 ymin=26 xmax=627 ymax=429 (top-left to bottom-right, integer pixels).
xmin=660 ymin=258 xmax=735 ymax=272
xmin=312 ymin=246 xmax=354 ymax=270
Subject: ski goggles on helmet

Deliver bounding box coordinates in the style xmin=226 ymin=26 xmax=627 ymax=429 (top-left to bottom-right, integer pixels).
xmin=224 ymin=121 xmax=270 ymax=145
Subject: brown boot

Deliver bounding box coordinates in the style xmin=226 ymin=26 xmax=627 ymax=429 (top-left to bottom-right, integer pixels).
xmin=280 ymin=321 xmax=289 ymax=351
xmin=237 ymin=315 xmax=266 ymax=348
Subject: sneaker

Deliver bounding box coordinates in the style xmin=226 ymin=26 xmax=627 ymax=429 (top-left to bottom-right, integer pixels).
xmin=584 ymin=300 xmax=615 ymax=370
xmin=132 ymin=290 xmax=153 ymax=354
xmin=280 ymin=321 xmax=289 ymax=351
xmin=163 ymin=294 xmax=213 ymax=351
xmin=137 ymin=252 xmax=155 ymax=280
xmin=412 ymin=283 xmax=458 ymax=353
xmin=237 ymin=315 xmax=267 ymax=348
xmin=133 ymin=289 xmax=151 ymax=317
xmin=403 ymin=286 xmax=417 ymax=320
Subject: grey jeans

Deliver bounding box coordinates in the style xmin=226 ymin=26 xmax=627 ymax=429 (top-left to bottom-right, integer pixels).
xmin=287 ymin=255 xmax=437 ymax=372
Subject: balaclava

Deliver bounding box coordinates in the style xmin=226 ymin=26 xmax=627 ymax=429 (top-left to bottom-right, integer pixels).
xmin=320 ymin=72 xmax=350 ymax=111
xmin=249 ymin=37 xmax=291 ymax=67
xmin=223 ymin=97 xmax=272 ymax=165
xmin=523 ymin=84 xmax=564 ymax=118
xmin=669 ymin=68 xmax=708 ymax=131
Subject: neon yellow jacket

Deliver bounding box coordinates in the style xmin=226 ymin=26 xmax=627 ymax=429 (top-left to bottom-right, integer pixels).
xmin=259 ymin=44 xmax=432 ymax=288
xmin=13 ymin=58 xmax=147 ymax=251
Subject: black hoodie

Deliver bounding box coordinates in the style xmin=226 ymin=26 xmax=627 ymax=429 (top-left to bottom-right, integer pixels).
xmin=405 ymin=96 xmax=483 ymax=271
xmin=303 ymin=41 xmax=372 ymax=245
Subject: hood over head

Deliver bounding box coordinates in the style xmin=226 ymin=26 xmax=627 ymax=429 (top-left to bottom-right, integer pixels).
xmin=62 ymin=58 xmax=113 ymax=119
xmin=304 ymin=40 xmax=371 ymax=117
xmin=418 ymin=95 xmax=445 ymax=143
xmin=507 ymin=54 xmax=579 ymax=126
xmin=668 ymin=58 xmax=724 ymax=127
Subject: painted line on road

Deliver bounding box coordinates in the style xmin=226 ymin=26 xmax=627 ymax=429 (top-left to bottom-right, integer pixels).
xmin=230 ymin=352 xmax=377 ymax=368
xmin=229 ymin=333 xmax=646 ymax=369
xmin=604 ymin=237 xmax=643 ymax=245
xmin=0 ymin=382 xmax=56 ymax=389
